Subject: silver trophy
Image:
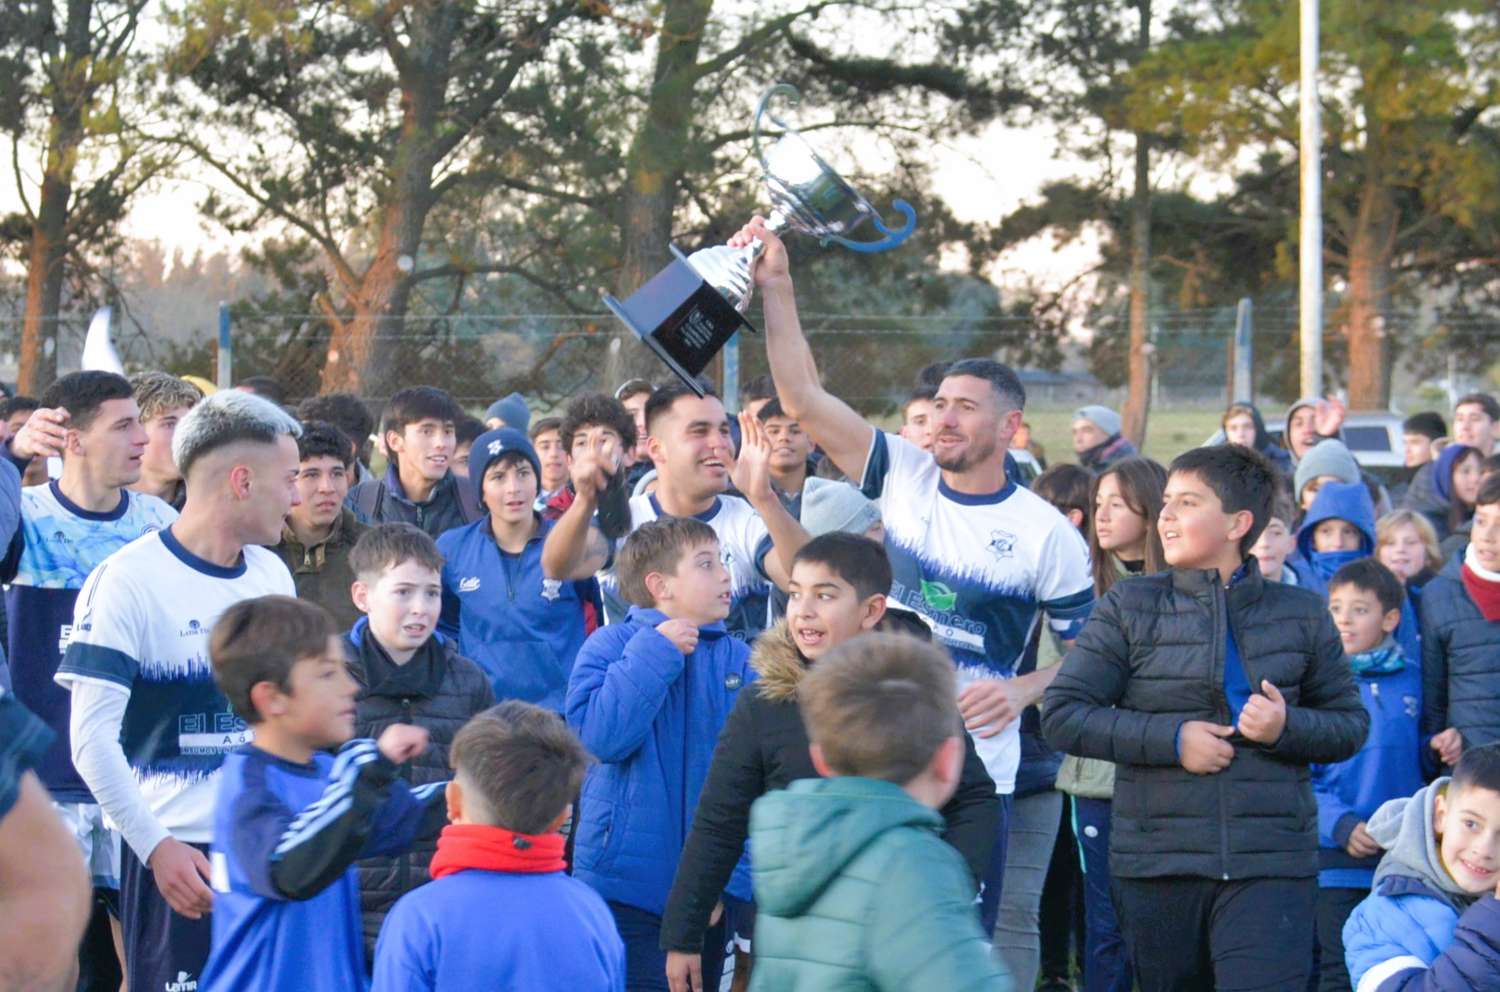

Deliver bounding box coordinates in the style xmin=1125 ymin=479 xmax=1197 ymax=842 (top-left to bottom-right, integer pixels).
xmin=604 ymin=83 xmax=917 ymax=393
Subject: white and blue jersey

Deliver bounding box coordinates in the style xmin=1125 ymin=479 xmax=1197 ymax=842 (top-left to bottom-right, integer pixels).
xmin=54 ymin=529 xmax=294 ymax=843
xmin=599 ymin=493 xmax=774 ymax=641
xmin=203 ymin=740 xmax=447 ymax=992
xmin=3 ymin=482 xmax=176 ymax=802
xmin=861 ymin=432 xmax=1094 ymax=792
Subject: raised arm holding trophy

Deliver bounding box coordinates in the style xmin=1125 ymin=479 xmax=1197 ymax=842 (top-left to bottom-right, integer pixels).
xmin=604 ymin=83 xmax=918 ymax=392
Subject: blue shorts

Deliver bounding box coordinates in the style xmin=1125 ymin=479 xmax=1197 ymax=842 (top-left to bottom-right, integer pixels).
xmin=120 ymin=840 xmax=212 ymax=992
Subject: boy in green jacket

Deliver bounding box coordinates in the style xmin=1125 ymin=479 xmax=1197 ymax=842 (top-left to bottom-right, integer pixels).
xmin=748 ymin=633 xmax=1015 ymax=991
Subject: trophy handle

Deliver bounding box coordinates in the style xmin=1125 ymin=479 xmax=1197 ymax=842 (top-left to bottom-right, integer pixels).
xmin=822 ymin=199 xmax=918 ymax=254
xmin=752 ymin=83 xmax=801 ymax=177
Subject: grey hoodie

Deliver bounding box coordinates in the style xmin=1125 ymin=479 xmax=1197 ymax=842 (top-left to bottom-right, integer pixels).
xmin=1367 ymin=778 xmax=1481 ymax=915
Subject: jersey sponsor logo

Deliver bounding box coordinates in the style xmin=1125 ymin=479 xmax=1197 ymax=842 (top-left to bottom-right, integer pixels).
xmin=165 ymin=972 xmax=198 ymax=992
xmin=177 ymin=712 xmax=250 ymax=756
xmin=988 ymin=530 xmax=1017 ymax=560
xmin=178 ymin=619 xmax=205 ymax=638
xmin=58 ymin=623 xmax=75 ymax=654
xmin=458 ymin=576 xmax=481 ymax=593
xmin=893 ymin=580 xmax=986 ymax=653
xmin=540 ymin=578 xmax=562 ymax=602
xmin=920 ymin=579 xmax=958 ymax=612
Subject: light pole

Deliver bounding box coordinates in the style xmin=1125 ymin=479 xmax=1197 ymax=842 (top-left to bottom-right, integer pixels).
xmin=1299 ymin=0 xmax=1323 ymax=398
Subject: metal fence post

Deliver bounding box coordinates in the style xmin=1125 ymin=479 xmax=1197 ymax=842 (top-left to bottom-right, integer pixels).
xmin=216 ymin=302 xmax=232 ymax=390
xmin=1233 ymin=297 xmax=1254 ymax=401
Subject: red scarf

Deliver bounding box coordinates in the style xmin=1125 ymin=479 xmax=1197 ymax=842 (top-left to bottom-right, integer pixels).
xmin=1462 ymin=564 xmax=1500 ymax=623
xmin=428 ymin=823 xmax=567 ymax=879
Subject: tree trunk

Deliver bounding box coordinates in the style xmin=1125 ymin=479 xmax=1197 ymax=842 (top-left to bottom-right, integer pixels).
xmin=1344 ymin=178 xmax=1396 ymax=409
xmin=19 ymin=0 xmax=92 ymax=394
xmin=1120 ymin=0 xmax=1152 ymax=448
xmin=319 ymin=7 xmax=454 ymax=399
xmin=606 ymin=0 xmax=715 ymax=388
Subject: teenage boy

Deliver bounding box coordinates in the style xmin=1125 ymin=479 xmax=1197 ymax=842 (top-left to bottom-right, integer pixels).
xmin=615 ymin=378 xmax=656 ymax=490
xmin=736 ymin=215 xmax=1093 ymax=931
xmin=349 ymin=386 xmax=481 ymax=536
xmin=299 ymin=392 xmax=376 ymax=485
xmin=1421 ymin=473 xmax=1500 ymax=760
xmin=660 ymin=534 xmax=1000 ymax=992
xmin=1044 ymin=444 xmax=1369 ymax=991
xmin=55 ymin=389 xmax=300 ymax=992
xmin=900 ymin=383 xmax=938 ymax=452
xmin=274 ymin=420 xmax=368 ymax=631
xmin=201 ymin=595 xmax=446 ymax=991
xmin=531 ymin=416 xmax=571 ymax=507
xmin=347 ymin=523 xmax=494 ymax=955
xmin=1452 ymin=392 xmax=1500 ymax=456
xmin=129 ymin=370 xmax=201 ymax=509
xmin=437 ymin=428 xmax=588 ymax=709
xmin=1312 ymin=559 xmax=1425 ymax=992
xmin=757 ymin=398 xmax=814 ymax=511
xmin=567 ymin=517 xmax=755 ymax=991
xmin=373 ymin=702 xmax=626 ymax=991
xmin=544 ymin=383 xmax=808 ymax=641
xmin=1 ymin=371 xmax=177 ymax=982
xmin=1072 ymin=406 xmax=1138 ymax=474
xmin=2 ymin=395 xmax=49 ymax=487
xmin=1344 ymin=744 xmax=1500 ymax=990
xmin=1250 ymin=488 xmax=1301 ymax=586
xmin=748 ymin=633 xmax=1011 ymax=990
xmin=451 ymin=415 xmax=486 ymax=481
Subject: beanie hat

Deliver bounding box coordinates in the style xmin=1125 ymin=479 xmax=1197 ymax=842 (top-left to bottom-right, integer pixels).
xmin=1074 ymin=405 xmax=1121 ymax=437
xmin=484 ymin=392 xmax=531 ymax=433
xmin=800 ymin=478 xmax=882 ymax=538
xmin=470 ymin=427 xmax=541 ymax=508
xmin=1434 ymin=443 xmax=1476 ymax=505
xmin=1293 ymin=439 xmax=1361 ymax=501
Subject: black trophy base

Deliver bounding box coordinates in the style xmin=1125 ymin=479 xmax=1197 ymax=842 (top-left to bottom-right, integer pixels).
xmin=603 ymin=245 xmax=757 ymax=396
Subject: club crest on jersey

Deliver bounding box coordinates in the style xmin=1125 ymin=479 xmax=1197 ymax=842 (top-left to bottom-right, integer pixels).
xmin=541 ymin=578 xmax=562 ymax=602
xmin=988 ymin=530 xmax=1017 ymax=560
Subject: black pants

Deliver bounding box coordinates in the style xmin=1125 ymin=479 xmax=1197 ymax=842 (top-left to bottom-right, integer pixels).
xmin=1315 ymin=887 xmax=1366 ymax=992
xmin=120 ymin=840 xmax=213 ymax=992
xmin=1113 ymin=875 xmax=1316 ymax=992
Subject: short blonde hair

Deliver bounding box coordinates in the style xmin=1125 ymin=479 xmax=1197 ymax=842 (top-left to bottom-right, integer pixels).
xmin=1375 ymin=510 xmax=1442 ymax=574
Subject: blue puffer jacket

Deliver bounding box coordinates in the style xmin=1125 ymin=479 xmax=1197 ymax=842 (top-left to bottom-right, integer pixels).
xmin=437 ymin=515 xmax=588 ymax=711
xmin=1420 ymin=556 xmax=1500 ymax=752
xmin=1345 ymin=877 xmax=1500 ymax=990
xmin=1311 ymin=642 xmax=1424 ymax=890
xmin=567 ymin=607 xmax=754 ymax=916
xmin=1294 ymin=480 xmax=1377 ymax=597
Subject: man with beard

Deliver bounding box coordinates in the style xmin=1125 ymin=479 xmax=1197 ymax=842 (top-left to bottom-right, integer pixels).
xmin=734 ymin=215 xmax=1094 ymax=938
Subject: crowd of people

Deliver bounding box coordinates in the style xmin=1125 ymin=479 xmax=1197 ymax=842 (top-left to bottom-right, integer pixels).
xmin=2 ymin=218 xmax=1500 ymax=992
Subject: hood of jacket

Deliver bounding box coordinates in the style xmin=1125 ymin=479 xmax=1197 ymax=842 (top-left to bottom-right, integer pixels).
xmin=1283 ymin=397 xmax=1321 ymax=459
xmin=1433 ymin=444 xmax=1478 ymax=505
xmin=751 ymin=621 xmax=807 ymax=702
xmin=1403 ymin=461 xmax=1447 ymax=516
xmin=1297 ymin=480 xmax=1377 ymax=561
xmin=1368 ymin=778 xmax=1481 ymax=915
xmin=751 ymin=776 xmax=942 ymax=917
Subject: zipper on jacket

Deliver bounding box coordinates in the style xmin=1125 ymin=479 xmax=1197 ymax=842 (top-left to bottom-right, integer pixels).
xmin=1212 ymin=577 xmax=1231 ymax=881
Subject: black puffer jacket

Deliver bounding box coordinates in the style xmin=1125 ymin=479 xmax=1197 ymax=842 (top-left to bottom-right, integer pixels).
xmin=1043 ymin=564 xmax=1368 ymax=881
xmin=657 ymin=621 xmax=1000 ymax=953
xmin=344 ymin=621 xmax=494 ymax=959
xmin=1421 ymin=556 xmax=1500 ymax=753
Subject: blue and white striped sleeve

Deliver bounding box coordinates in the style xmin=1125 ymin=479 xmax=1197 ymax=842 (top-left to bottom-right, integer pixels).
xmin=229 ymin=740 xmax=433 ymax=902
xmin=1035 ymin=517 xmax=1095 ymax=642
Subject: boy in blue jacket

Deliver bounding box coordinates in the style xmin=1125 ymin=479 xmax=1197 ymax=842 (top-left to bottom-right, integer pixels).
xmin=437 ymin=427 xmax=589 ymax=709
xmin=1313 ymin=559 xmax=1427 ymax=992
xmin=200 ymin=595 xmax=446 ymax=992
xmin=567 ymin=516 xmax=754 ymax=992
xmin=1343 ymin=744 xmax=1500 ymax=991
xmin=373 ymin=701 xmax=625 ymax=991
xmin=1296 ymin=480 xmax=1379 ymax=598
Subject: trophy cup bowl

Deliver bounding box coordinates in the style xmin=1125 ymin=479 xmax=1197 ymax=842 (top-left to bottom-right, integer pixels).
xmin=603 ymin=83 xmax=918 ymax=395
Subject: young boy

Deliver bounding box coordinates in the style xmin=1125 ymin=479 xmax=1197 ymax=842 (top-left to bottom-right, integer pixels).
xmin=1251 ymin=488 xmax=1301 ymax=586
xmin=128 ymin=371 xmax=201 ymax=509
xmin=346 ymin=523 xmax=494 ymax=956
xmin=1296 ymin=479 xmax=1379 ymax=596
xmin=748 ymin=633 xmax=1010 ymax=990
xmin=349 ymin=386 xmax=480 ymax=536
xmin=1421 ymin=473 xmax=1500 ymax=762
xmin=1312 ymin=559 xmax=1426 ymax=992
xmin=1044 ymin=444 xmax=1369 ymax=990
xmin=659 ymin=534 xmax=999 ymax=990
xmin=273 ymin=420 xmax=368 ymax=631
xmin=530 ymin=416 xmax=571 ymax=507
xmin=200 ymin=595 xmax=447 ymax=991
xmin=372 ymin=702 xmax=625 ymax=990
xmin=1343 ymin=744 xmax=1500 ymax=990
xmin=566 ymin=516 xmax=755 ymax=990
